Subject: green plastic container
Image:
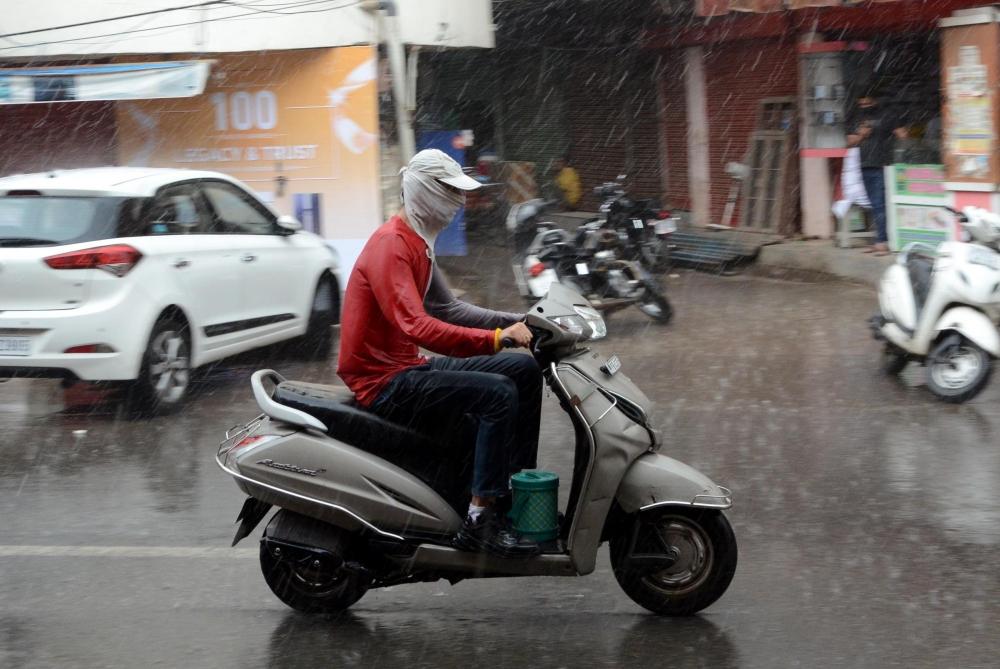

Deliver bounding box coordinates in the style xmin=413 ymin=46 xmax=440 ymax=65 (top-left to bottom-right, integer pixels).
xmin=509 ymin=470 xmax=560 ymax=542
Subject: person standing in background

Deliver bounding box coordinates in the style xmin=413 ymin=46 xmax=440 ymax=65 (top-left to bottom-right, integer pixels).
xmin=847 ymin=92 xmax=908 ymax=255
xmin=552 ymin=156 xmax=581 ymax=210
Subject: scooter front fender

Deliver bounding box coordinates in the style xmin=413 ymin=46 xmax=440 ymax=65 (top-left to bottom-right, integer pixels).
xmin=615 ymin=452 xmax=732 ymax=513
xmin=934 ymin=307 xmax=1000 ymax=357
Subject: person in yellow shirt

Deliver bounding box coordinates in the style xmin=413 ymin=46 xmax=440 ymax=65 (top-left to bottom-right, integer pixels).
xmin=552 ymin=156 xmax=581 ymax=210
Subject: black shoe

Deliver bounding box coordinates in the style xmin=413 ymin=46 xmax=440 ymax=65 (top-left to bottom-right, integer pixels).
xmin=453 ymin=507 xmax=540 ymax=558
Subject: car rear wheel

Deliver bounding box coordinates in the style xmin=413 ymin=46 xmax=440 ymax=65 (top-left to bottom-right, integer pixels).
xmin=128 ymin=315 xmax=191 ymax=415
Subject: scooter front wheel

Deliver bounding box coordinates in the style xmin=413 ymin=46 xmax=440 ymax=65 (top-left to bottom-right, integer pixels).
xmin=926 ymin=336 xmax=992 ymax=403
xmin=611 ymin=507 xmax=737 ymax=616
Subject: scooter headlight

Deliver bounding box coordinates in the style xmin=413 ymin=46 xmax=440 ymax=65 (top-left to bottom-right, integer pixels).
xmin=549 ymin=307 xmax=607 ymax=340
xmin=574 ymin=305 xmax=607 ymax=339
xmin=550 ymin=314 xmax=589 ymax=337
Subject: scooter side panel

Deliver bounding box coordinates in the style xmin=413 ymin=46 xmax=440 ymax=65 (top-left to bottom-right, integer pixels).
xmin=616 ymin=453 xmax=731 ymax=513
xmin=556 ymin=353 xmax=653 ymax=575
xmin=564 ymin=349 xmax=654 ymax=415
xmin=232 ymin=431 xmax=464 ymax=537
xmin=934 ymin=306 xmax=1000 ymax=356
xmin=880 ymin=264 xmax=917 ymax=332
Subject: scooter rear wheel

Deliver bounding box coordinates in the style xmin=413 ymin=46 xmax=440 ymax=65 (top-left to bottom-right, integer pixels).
xmin=259 ymin=511 xmax=369 ymax=614
xmin=611 ymin=507 xmax=737 ymax=616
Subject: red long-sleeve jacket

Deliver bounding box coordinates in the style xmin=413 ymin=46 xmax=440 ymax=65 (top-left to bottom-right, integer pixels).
xmin=337 ymin=215 xmax=498 ymax=407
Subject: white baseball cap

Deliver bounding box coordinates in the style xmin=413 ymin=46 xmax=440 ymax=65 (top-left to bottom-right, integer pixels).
xmin=405 ymin=148 xmax=481 ymax=190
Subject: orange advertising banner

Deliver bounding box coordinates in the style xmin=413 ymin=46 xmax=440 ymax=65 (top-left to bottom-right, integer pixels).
xmin=116 ymin=47 xmax=380 ymax=240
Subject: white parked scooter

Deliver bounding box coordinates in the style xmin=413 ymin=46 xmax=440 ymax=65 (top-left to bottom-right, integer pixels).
xmin=871 ymin=206 xmax=1000 ymax=402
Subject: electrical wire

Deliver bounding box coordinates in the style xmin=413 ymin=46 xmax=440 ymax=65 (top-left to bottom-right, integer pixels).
xmin=227 ymin=0 xmax=364 ymax=15
xmin=0 ymin=1 xmax=230 ymax=40
xmin=0 ymin=0 xmax=363 ymax=53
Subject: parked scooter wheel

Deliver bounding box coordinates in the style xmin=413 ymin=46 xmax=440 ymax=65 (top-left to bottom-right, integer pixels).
xmin=926 ymin=336 xmax=993 ymax=403
xmin=259 ymin=510 xmax=369 ymax=614
xmin=611 ymin=507 xmax=737 ymax=616
xmin=637 ymin=283 xmax=673 ymax=324
xmin=882 ymin=343 xmax=909 ymax=376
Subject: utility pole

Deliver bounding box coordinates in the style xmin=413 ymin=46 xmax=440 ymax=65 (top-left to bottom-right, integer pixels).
xmin=363 ymin=0 xmax=416 ymax=161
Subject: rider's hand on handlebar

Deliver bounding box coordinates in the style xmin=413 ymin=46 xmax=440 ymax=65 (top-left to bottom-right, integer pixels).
xmin=499 ymin=322 xmax=533 ymax=349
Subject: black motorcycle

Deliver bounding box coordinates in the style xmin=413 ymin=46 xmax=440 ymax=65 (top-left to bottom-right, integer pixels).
xmin=506 ymin=199 xmax=673 ymax=325
xmin=589 ymin=176 xmax=678 ymax=273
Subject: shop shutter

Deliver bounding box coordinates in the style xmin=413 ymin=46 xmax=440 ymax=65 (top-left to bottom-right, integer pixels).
xmin=703 ymin=40 xmax=799 ymax=226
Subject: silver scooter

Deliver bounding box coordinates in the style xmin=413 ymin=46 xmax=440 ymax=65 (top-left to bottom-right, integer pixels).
xmin=216 ymin=284 xmax=736 ymax=616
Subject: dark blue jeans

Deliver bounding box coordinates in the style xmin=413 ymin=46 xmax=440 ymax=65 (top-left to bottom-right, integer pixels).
xmin=370 ymin=353 xmax=541 ymax=498
xmin=862 ymin=167 xmax=888 ymax=244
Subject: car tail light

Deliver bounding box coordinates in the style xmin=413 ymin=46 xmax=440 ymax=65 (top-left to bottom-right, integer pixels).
xmin=528 ymin=261 xmax=547 ymax=277
xmin=64 ymin=344 xmax=115 ymax=354
xmin=44 ymin=245 xmax=142 ymax=277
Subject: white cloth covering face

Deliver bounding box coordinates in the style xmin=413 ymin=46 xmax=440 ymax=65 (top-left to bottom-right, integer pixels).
xmin=400 ymin=166 xmax=465 ymax=253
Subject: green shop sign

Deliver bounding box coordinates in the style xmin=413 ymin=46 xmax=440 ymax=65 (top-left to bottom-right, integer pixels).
xmin=894 ymin=164 xmax=946 ymax=198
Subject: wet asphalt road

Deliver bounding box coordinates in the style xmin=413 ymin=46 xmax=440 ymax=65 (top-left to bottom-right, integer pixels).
xmin=3 ymin=258 xmax=1000 ymax=668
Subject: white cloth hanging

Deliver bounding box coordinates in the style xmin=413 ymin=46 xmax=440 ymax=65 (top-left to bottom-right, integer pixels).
xmin=832 ymin=147 xmax=870 ymax=221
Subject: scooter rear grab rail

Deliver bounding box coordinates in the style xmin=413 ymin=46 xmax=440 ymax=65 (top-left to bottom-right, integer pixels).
xmin=251 ymin=369 xmax=327 ymax=432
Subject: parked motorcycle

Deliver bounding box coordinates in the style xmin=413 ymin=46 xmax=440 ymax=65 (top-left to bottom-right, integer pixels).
xmin=507 ymin=199 xmax=673 ymax=324
xmin=463 ymin=167 xmax=509 ymax=232
xmin=217 ymin=283 xmax=736 ymax=616
xmin=870 ymin=206 xmax=1000 ymax=402
xmin=589 ymin=175 xmax=679 ymax=273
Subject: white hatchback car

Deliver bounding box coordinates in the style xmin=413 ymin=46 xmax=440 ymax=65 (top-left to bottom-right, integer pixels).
xmin=0 ymin=167 xmax=339 ymax=412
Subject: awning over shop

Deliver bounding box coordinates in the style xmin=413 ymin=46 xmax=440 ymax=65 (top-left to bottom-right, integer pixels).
xmin=0 ymin=61 xmax=211 ymax=105
xmin=696 ymin=0 xmax=900 ymax=17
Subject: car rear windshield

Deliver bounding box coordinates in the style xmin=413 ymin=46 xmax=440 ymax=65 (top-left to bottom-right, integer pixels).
xmin=0 ymin=196 xmax=146 ymax=247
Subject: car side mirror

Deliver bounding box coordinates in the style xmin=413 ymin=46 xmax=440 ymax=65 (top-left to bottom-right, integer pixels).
xmin=276 ymin=215 xmax=302 ymax=235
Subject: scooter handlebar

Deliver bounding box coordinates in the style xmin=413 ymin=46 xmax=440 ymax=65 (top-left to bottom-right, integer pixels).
xmin=943 ymin=205 xmax=969 ymax=222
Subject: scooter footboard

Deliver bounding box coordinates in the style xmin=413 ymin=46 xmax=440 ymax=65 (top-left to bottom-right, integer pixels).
xmin=616 ymin=453 xmax=732 ymax=513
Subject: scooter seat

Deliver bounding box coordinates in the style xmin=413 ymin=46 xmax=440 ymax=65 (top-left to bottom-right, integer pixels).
xmin=271 ymin=381 xmax=472 ymax=512
xmin=273 ymin=380 xmax=439 ymax=453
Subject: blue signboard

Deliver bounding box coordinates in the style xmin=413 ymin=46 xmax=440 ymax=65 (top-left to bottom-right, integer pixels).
xmin=418 ymin=130 xmax=467 ymax=256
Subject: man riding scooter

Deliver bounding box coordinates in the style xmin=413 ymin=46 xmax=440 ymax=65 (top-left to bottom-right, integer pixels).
xmin=337 ymin=149 xmax=542 ymax=557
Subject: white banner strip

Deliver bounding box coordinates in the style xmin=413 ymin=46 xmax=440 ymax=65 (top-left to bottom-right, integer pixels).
xmin=0 ymin=545 xmax=256 ymax=559
xmin=0 ymin=61 xmax=211 ymax=105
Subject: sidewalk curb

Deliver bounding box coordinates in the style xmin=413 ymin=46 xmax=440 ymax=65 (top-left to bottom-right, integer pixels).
xmin=754 ymin=240 xmax=892 ymax=287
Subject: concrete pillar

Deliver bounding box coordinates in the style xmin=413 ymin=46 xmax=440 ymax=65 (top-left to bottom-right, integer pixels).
xmin=800 ymin=158 xmax=834 ymax=237
xmin=797 ymin=32 xmax=836 ymax=238
xmin=940 ymin=6 xmax=1000 ymax=213
xmin=685 ymin=46 xmax=711 ymax=226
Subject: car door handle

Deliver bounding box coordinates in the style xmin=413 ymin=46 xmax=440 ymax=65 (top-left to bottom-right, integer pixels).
xmin=173 ymin=259 xmax=190 ymax=269
xmin=241 ymin=254 xmax=257 ymax=263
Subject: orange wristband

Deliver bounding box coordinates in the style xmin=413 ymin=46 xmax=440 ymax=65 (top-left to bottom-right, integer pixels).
xmin=494 ymin=328 xmax=503 ymax=352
